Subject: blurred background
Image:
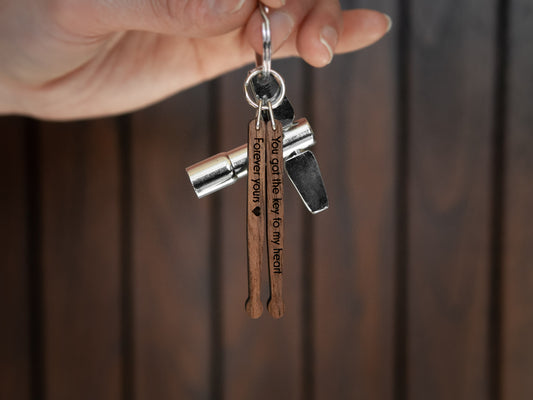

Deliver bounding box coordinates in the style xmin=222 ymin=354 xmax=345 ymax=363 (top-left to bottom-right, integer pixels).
xmin=1 ymin=0 xmax=532 ymax=399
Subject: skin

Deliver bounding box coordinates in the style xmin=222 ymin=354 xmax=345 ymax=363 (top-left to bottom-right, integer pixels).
xmin=0 ymin=0 xmax=391 ymax=120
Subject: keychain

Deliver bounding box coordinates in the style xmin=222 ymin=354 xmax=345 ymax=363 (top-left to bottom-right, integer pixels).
xmin=186 ymin=3 xmax=328 ymax=319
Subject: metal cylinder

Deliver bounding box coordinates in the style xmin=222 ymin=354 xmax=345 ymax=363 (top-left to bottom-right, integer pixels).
xmin=186 ymin=118 xmax=315 ymax=198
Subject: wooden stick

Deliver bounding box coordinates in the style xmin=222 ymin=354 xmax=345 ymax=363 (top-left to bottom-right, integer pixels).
xmin=245 ymin=119 xmax=265 ymax=319
xmin=266 ymin=119 xmax=285 ymax=319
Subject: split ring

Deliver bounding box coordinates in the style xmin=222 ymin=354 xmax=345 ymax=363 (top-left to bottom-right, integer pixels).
xmin=259 ymin=4 xmax=272 ymax=76
xmin=244 ymin=67 xmax=286 ymax=110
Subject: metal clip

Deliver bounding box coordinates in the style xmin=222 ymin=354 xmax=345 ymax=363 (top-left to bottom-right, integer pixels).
xmin=285 ymin=151 xmax=328 ymax=213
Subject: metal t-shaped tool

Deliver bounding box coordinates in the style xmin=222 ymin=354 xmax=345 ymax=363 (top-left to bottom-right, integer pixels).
xmin=186 ymin=75 xmax=328 ymax=214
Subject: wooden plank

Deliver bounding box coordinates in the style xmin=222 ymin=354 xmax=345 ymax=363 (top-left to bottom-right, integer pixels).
xmin=501 ymin=1 xmax=533 ymax=398
xmin=220 ymin=60 xmax=303 ymax=400
xmin=131 ymin=87 xmax=211 ymax=399
xmin=407 ymin=1 xmax=496 ymax=399
xmin=40 ymin=119 xmax=122 ymax=400
xmin=312 ymin=0 xmax=397 ymax=398
xmin=0 ymin=118 xmax=30 ymax=400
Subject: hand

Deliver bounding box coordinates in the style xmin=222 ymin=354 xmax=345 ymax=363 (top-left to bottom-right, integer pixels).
xmin=0 ymin=0 xmax=391 ymax=120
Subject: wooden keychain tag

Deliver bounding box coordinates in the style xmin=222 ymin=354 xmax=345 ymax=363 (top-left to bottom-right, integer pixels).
xmin=266 ymin=115 xmax=284 ymax=319
xmin=245 ymin=112 xmax=266 ymax=319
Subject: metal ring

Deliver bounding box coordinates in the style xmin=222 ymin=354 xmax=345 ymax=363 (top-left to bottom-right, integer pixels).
xmin=259 ymin=4 xmax=272 ymax=76
xmin=267 ymin=101 xmax=276 ymax=131
xmin=244 ymin=67 xmax=286 ymax=110
xmin=255 ymin=98 xmax=263 ymax=130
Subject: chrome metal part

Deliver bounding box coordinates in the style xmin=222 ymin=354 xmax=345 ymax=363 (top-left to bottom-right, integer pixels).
xmin=259 ymin=4 xmax=271 ymax=76
xmin=186 ymin=118 xmax=315 ymax=198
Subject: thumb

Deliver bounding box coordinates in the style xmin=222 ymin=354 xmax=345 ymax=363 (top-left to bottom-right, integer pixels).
xmin=53 ymin=0 xmax=261 ymax=38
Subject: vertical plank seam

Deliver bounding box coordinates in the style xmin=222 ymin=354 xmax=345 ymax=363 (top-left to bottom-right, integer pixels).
xmin=27 ymin=118 xmax=44 ymax=400
xmin=118 ymin=115 xmax=134 ymax=400
xmin=394 ymin=0 xmax=410 ymax=399
xmin=301 ymin=62 xmax=315 ymax=400
xmin=301 ymin=210 xmax=314 ymax=400
xmin=489 ymin=0 xmax=510 ymax=398
xmin=209 ymin=80 xmax=224 ymax=400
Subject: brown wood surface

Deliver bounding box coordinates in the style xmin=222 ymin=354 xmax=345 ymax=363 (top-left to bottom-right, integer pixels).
xmin=0 ymin=118 xmax=30 ymax=400
xmin=131 ymin=87 xmax=211 ymax=399
xmin=312 ymin=0 xmax=397 ymax=398
xmin=501 ymin=0 xmax=533 ymax=398
xmin=407 ymin=1 xmax=495 ymax=399
xmin=265 ymin=119 xmax=284 ymax=319
xmin=246 ymin=119 xmax=266 ymax=319
xmin=219 ymin=60 xmax=303 ymax=400
xmin=39 ymin=119 xmax=122 ymax=400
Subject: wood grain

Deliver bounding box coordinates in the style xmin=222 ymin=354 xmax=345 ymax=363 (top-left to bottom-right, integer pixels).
xmin=219 ymin=60 xmax=303 ymax=400
xmin=0 ymin=118 xmax=30 ymax=400
xmin=501 ymin=1 xmax=533 ymax=398
xmin=40 ymin=119 xmax=121 ymax=400
xmin=131 ymin=88 xmax=211 ymax=399
xmin=265 ymin=119 xmax=284 ymax=319
xmin=407 ymin=1 xmax=495 ymax=399
xmin=246 ymin=118 xmax=265 ymax=319
xmin=312 ymin=0 xmax=397 ymax=398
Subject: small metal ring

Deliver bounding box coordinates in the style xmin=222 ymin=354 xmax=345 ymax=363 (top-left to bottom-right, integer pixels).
xmin=259 ymin=4 xmax=272 ymax=76
xmin=244 ymin=67 xmax=286 ymax=110
xmin=267 ymin=101 xmax=276 ymax=131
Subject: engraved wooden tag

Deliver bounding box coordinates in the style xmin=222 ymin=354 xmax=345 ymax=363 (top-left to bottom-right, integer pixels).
xmin=266 ymin=119 xmax=285 ymax=319
xmin=245 ymin=118 xmax=265 ymax=319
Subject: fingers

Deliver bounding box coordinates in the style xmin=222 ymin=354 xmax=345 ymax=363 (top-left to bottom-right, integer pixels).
xmin=334 ymin=9 xmax=392 ymax=54
xmin=295 ymin=0 xmax=342 ymax=67
xmin=49 ymin=0 xmax=258 ymax=37
xmin=268 ymin=10 xmax=391 ymax=67
xmin=260 ymin=0 xmax=287 ymax=7
xmin=245 ymin=2 xmax=391 ymax=68
xmin=245 ymin=0 xmax=315 ymax=53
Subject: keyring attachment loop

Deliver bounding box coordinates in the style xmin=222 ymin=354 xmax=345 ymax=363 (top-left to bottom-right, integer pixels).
xmin=255 ymin=98 xmax=264 ymax=130
xmin=259 ymin=4 xmax=272 ymax=76
xmin=244 ymin=67 xmax=286 ymax=110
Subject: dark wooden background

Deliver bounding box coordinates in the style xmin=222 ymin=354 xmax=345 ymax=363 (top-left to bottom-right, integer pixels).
xmin=1 ymin=0 xmax=532 ymax=399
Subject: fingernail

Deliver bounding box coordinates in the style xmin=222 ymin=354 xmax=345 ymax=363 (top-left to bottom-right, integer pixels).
xmin=270 ymin=11 xmax=294 ymax=50
xmin=319 ymin=26 xmax=338 ymax=65
xmin=384 ymin=13 xmax=393 ymax=33
xmin=211 ymin=0 xmax=246 ymax=14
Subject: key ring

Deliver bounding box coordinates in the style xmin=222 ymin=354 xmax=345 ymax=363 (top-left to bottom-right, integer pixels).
xmin=244 ymin=67 xmax=286 ymax=110
xmin=259 ymin=4 xmax=271 ymax=76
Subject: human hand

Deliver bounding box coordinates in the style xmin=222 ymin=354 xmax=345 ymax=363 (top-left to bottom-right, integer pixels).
xmin=0 ymin=0 xmax=391 ymax=120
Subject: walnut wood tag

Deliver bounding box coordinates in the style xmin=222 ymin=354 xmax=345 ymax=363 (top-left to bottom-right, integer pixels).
xmin=245 ymin=118 xmax=265 ymax=319
xmin=266 ymin=119 xmax=285 ymax=319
